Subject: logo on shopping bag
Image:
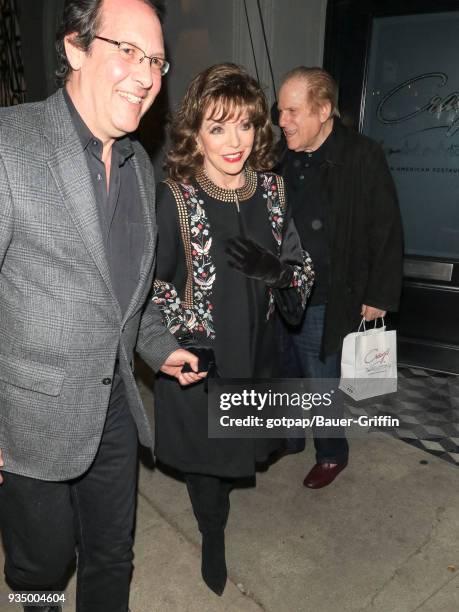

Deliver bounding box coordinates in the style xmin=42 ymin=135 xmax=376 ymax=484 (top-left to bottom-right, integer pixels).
xmin=363 ymin=348 xmax=391 ymax=373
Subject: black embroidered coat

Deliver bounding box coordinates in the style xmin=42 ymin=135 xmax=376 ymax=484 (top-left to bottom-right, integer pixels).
xmin=152 ymin=170 xmax=313 ymax=477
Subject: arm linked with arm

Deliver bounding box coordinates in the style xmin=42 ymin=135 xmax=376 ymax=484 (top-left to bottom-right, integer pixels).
xmin=137 ymin=182 xmax=199 ymax=373
xmin=136 ymin=298 xmax=180 ymax=373
xmin=149 ymin=181 xmax=196 ymax=341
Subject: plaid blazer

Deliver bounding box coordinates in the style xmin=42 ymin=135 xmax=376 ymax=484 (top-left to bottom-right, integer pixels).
xmin=0 ymin=89 xmax=178 ymax=480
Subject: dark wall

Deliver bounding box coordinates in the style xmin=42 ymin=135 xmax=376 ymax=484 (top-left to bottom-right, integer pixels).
xmin=16 ymin=0 xmax=64 ymax=102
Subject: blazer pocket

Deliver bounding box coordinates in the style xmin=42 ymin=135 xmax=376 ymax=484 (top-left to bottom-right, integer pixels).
xmin=0 ymin=353 xmax=65 ymax=396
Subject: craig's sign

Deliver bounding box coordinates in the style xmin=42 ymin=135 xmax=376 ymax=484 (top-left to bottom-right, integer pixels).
xmin=376 ymin=72 xmax=459 ymax=137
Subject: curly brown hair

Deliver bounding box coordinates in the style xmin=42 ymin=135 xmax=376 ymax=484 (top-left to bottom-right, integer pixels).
xmin=165 ymin=63 xmax=276 ymax=183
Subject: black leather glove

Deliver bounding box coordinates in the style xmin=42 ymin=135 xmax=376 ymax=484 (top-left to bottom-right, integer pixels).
xmin=226 ymin=236 xmax=293 ymax=288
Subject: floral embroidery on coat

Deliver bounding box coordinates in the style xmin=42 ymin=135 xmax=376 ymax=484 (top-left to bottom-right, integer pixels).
xmin=153 ymin=173 xmax=313 ymax=338
xmin=153 ymin=182 xmax=216 ymax=339
xmin=183 ymin=183 xmax=216 ymax=338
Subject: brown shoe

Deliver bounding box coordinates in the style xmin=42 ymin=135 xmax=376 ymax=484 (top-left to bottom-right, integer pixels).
xmin=303 ymin=462 xmax=348 ymax=489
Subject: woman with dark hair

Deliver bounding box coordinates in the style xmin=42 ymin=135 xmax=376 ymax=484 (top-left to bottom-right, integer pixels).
xmin=152 ymin=63 xmax=314 ymax=595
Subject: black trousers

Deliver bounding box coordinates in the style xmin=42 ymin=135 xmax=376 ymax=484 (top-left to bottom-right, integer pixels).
xmin=0 ymin=386 xmax=138 ymax=612
xmin=185 ymin=474 xmax=232 ymax=533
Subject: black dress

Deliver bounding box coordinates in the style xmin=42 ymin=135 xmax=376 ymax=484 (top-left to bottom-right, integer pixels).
xmin=152 ymin=169 xmax=313 ymax=477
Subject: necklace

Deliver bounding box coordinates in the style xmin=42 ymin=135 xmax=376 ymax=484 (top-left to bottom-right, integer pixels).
xmin=195 ymin=166 xmax=258 ymax=203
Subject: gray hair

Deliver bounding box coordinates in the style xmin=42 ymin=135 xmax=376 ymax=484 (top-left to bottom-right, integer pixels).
xmin=281 ymin=66 xmax=340 ymax=118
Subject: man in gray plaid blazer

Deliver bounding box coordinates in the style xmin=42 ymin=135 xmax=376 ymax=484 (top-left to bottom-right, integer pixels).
xmin=0 ymin=1 xmax=205 ymax=610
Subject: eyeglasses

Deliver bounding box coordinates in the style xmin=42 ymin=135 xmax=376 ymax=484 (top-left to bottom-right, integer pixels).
xmin=94 ymin=36 xmax=170 ymax=76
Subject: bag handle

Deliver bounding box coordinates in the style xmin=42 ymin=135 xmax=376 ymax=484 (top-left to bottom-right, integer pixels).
xmin=358 ymin=316 xmax=385 ymax=332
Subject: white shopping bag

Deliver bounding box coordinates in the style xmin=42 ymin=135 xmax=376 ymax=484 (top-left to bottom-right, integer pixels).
xmin=339 ymin=318 xmax=397 ymax=401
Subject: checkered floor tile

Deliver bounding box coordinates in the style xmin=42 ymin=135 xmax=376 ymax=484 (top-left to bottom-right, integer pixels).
xmin=345 ymin=368 xmax=459 ymax=466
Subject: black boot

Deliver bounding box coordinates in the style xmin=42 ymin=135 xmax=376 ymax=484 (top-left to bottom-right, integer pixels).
xmin=201 ymin=528 xmax=227 ymax=596
xmin=185 ymin=474 xmax=232 ymax=596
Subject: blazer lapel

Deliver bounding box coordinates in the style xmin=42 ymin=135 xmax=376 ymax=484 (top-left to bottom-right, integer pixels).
xmin=43 ymin=90 xmax=121 ymax=316
xmin=122 ymin=149 xmax=156 ymax=324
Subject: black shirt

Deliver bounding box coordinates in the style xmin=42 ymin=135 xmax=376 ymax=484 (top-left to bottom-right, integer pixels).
xmin=282 ymin=125 xmax=336 ymax=305
xmin=63 ymin=88 xmax=144 ymax=316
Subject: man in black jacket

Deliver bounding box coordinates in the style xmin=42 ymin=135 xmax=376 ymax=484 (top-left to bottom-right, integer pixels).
xmin=277 ymin=66 xmax=403 ymax=488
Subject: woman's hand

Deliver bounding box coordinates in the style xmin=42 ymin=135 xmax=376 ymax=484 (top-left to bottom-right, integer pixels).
xmin=226 ymin=236 xmax=293 ymax=287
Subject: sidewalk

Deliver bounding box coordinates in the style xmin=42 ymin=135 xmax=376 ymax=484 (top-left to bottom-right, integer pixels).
xmin=1 ymin=379 xmax=458 ymax=611
xmin=132 ymin=431 xmax=459 ymax=612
